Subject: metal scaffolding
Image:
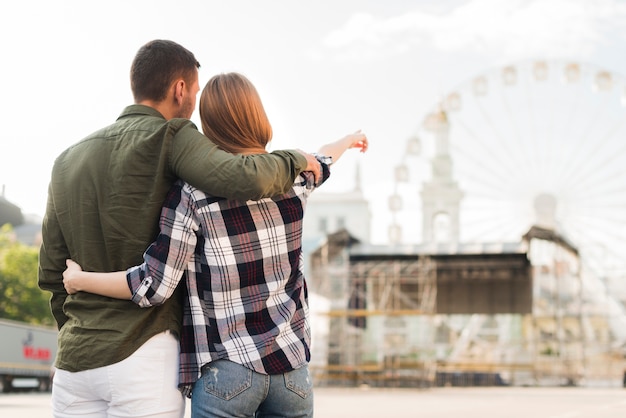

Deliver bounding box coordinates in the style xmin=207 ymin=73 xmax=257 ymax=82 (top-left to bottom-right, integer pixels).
xmin=309 ymin=233 xmax=437 ymax=387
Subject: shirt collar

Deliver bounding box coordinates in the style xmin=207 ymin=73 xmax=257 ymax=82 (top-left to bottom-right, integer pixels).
xmin=117 ymin=104 xmax=166 ymax=121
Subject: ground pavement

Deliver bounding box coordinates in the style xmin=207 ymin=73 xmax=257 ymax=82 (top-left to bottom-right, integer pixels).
xmin=1 ymin=386 xmax=625 ymax=417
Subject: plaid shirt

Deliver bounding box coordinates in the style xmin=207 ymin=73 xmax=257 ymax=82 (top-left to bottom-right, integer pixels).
xmin=127 ymin=156 xmax=331 ymax=396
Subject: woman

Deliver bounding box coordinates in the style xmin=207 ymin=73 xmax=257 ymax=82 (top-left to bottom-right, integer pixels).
xmin=63 ymin=72 xmax=368 ymax=418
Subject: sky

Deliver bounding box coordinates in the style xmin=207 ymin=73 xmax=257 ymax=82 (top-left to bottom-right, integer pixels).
xmin=2 ymin=0 xmax=626 ymax=246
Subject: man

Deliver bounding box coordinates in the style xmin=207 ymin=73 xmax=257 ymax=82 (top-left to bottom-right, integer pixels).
xmin=38 ymin=39 xmax=320 ymax=418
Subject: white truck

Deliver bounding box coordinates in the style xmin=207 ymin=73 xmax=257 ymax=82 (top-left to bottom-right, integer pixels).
xmin=0 ymin=318 xmax=57 ymax=392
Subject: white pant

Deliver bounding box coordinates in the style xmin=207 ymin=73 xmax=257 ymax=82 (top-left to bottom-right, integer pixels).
xmin=52 ymin=330 xmax=185 ymax=418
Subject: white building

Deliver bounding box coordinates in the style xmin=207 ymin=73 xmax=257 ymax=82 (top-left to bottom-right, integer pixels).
xmin=303 ymin=164 xmax=371 ymax=250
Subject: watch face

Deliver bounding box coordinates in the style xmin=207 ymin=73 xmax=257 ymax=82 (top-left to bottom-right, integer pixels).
xmin=315 ymin=155 xmax=332 ymax=165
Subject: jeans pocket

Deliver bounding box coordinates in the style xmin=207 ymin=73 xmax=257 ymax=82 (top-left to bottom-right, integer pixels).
xmin=202 ymin=360 xmax=253 ymax=401
xmin=51 ymin=370 xmax=79 ymax=412
xmin=283 ymin=366 xmax=313 ymax=399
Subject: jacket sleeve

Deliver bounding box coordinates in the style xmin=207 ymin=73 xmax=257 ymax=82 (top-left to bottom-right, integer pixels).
xmin=169 ymin=122 xmax=307 ymax=200
xmin=126 ymin=182 xmax=198 ymax=307
xmin=38 ymin=183 xmax=71 ymax=330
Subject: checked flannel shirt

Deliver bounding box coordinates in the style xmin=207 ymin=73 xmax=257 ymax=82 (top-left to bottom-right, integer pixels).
xmin=126 ymin=156 xmax=331 ymax=396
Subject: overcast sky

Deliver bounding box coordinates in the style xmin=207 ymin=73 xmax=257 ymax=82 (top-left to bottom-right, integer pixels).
xmin=2 ymin=0 xmax=626 ymax=244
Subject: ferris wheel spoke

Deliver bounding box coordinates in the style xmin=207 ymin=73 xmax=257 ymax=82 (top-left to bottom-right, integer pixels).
xmin=521 ymin=65 xmax=544 ymax=177
xmin=538 ymin=85 xmax=587 ymax=183
xmin=570 ymin=199 xmax=626 ymax=211
xmin=565 ymin=156 xmax=626 ymax=198
xmin=473 ymin=96 xmax=530 ymax=177
xmin=565 ymin=207 xmax=626 ymax=226
xmin=462 ymin=199 xmax=530 ymax=232
xmin=563 ymin=215 xmax=626 ymax=251
xmin=564 ymin=229 xmax=626 ymax=271
xmin=462 ymin=211 xmax=528 ymax=242
xmin=450 ymin=116 xmax=523 ymax=183
xmin=552 ymin=92 xmax=618 ymax=186
xmin=572 ymin=215 xmax=626 ymax=230
xmin=498 ymin=79 xmax=540 ymax=176
xmin=563 ymin=111 xmax=626 ymax=178
xmin=533 ymin=70 xmax=563 ymax=178
xmin=451 ymin=160 xmax=515 ymax=196
xmin=571 ymin=172 xmax=626 ymax=201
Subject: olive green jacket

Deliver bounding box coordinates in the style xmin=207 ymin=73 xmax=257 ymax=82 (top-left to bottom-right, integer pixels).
xmin=38 ymin=105 xmax=306 ymax=372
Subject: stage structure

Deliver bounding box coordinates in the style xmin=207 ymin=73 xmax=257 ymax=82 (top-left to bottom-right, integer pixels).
xmin=309 ymin=226 xmax=620 ymax=387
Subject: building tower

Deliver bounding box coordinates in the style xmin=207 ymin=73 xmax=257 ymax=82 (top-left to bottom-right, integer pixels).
xmin=420 ymin=109 xmax=463 ymax=245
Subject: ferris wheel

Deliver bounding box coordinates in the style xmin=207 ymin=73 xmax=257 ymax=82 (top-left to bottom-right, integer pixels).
xmin=388 ymin=60 xmax=626 ymax=282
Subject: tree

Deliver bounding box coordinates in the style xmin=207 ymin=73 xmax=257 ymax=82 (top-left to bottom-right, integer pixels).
xmin=0 ymin=224 xmax=54 ymax=326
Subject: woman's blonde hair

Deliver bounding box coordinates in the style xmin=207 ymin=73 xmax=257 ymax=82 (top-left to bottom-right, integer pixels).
xmin=199 ymin=72 xmax=272 ymax=155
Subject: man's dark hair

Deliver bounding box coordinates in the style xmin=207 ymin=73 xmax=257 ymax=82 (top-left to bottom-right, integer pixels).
xmin=130 ymin=40 xmax=201 ymax=102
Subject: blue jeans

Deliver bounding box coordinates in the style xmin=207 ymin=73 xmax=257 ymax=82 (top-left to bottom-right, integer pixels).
xmin=191 ymin=360 xmax=313 ymax=418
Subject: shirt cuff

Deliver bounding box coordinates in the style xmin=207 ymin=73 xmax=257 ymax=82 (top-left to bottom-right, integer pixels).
xmin=313 ymin=153 xmax=333 ymax=166
xmin=127 ymin=265 xmax=153 ymax=305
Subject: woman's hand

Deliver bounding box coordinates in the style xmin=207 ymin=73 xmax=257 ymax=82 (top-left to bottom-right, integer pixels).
xmin=345 ymin=130 xmax=368 ymax=153
xmin=63 ymin=259 xmax=84 ymax=294
xmin=317 ymin=130 xmax=369 ymax=164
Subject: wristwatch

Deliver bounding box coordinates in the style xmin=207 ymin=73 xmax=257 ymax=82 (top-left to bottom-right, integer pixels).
xmin=313 ymin=153 xmax=333 ymax=166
